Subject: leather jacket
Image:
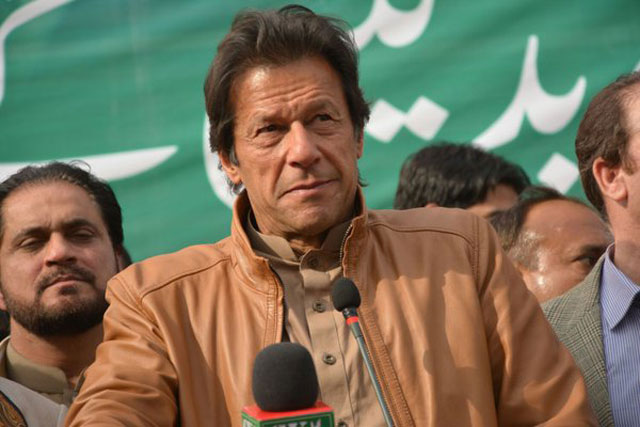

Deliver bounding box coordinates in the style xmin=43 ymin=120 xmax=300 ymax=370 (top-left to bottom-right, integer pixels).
xmin=67 ymin=191 xmax=595 ymax=426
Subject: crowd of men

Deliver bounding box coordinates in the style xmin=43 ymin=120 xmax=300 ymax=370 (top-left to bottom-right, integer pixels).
xmin=1 ymin=4 xmax=638 ymax=427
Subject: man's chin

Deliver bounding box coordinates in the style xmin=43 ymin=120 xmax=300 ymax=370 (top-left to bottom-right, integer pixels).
xmin=40 ymin=292 xmax=100 ymax=313
xmin=29 ymin=300 xmax=107 ymax=336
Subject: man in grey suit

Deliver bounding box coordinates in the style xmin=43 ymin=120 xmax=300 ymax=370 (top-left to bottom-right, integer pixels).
xmin=543 ymin=70 xmax=640 ymax=427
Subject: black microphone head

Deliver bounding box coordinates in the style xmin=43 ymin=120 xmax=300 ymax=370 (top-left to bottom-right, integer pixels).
xmin=331 ymin=277 xmax=361 ymax=311
xmin=252 ymin=342 xmax=319 ymax=412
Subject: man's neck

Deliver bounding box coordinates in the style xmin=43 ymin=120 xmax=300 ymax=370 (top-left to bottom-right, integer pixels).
xmin=8 ymin=322 xmax=103 ymax=386
xmin=611 ymin=237 xmax=640 ymax=285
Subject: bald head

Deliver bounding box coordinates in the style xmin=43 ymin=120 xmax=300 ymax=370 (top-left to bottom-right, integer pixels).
xmin=519 ymin=199 xmax=612 ymax=302
xmin=490 ymin=187 xmax=612 ymax=303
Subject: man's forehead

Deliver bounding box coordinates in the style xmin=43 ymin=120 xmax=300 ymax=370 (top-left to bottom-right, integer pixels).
xmin=623 ymin=86 xmax=640 ymax=135
xmin=525 ymin=199 xmax=610 ymax=239
xmin=2 ymin=181 xmax=102 ymax=232
xmin=232 ymin=57 xmax=344 ymax=110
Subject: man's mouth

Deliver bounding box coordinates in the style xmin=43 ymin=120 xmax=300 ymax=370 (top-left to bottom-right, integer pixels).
xmin=50 ymin=275 xmax=84 ymax=285
xmin=284 ymin=179 xmax=334 ymax=195
xmin=37 ymin=268 xmax=96 ymax=294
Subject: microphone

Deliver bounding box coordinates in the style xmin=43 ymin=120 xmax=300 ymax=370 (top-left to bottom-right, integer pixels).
xmin=242 ymin=342 xmax=334 ymax=426
xmin=332 ymin=278 xmax=394 ymax=427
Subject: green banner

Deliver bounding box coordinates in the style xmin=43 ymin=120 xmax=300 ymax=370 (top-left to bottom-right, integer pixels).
xmin=1 ymin=0 xmax=639 ymax=260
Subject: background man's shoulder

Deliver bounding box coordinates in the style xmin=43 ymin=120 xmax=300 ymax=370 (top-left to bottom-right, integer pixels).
xmin=542 ymin=259 xmax=604 ymax=330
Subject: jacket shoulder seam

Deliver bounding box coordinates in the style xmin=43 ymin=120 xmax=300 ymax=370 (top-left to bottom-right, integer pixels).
xmin=366 ymin=220 xmax=474 ymax=247
xmin=133 ymin=256 xmax=233 ymax=300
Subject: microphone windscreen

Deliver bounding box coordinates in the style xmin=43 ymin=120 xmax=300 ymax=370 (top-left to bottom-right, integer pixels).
xmin=331 ymin=277 xmax=361 ymax=311
xmin=252 ymin=342 xmax=319 ymax=412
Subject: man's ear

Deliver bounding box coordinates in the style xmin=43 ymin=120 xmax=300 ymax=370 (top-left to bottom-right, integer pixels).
xmin=593 ymin=157 xmax=628 ymax=203
xmin=219 ymin=150 xmax=242 ymax=186
xmin=0 ymin=288 xmax=7 ymax=312
xmin=114 ymin=246 xmax=130 ymax=272
xmin=115 ymin=250 xmax=124 ymax=272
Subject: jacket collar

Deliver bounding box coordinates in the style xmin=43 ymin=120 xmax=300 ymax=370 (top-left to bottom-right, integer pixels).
xmin=228 ymin=188 xmax=368 ymax=293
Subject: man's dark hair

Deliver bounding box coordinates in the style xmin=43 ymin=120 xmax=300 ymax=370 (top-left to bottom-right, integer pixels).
xmin=393 ymin=142 xmax=530 ymax=210
xmin=204 ymin=5 xmax=370 ymax=192
xmin=575 ymin=71 xmax=640 ymax=216
xmin=0 ymin=162 xmax=124 ymax=251
xmin=488 ymin=186 xmax=599 ymax=270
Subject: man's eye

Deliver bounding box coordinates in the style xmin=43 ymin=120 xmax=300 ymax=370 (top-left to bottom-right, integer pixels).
xmin=19 ymin=238 xmax=44 ymax=250
xmin=575 ymin=255 xmax=599 ymax=268
xmin=257 ymin=124 xmax=279 ymax=134
xmin=316 ymin=113 xmax=332 ymax=122
xmin=71 ymin=231 xmax=94 ymax=242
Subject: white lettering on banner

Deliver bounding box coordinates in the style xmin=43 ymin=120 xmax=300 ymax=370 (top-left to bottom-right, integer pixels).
xmin=473 ymin=35 xmax=586 ymax=150
xmin=537 ymin=152 xmax=579 ymax=194
xmin=242 ymin=419 xmax=254 ymax=427
xmin=0 ymin=0 xmax=76 ymax=105
xmin=354 ymin=0 xmax=434 ymax=49
xmin=0 ymin=146 xmax=178 ymax=182
xmin=366 ymin=97 xmax=449 ymax=142
xmin=203 ymin=116 xmax=238 ymax=208
xmin=0 ymin=0 xmax=181 ymax=184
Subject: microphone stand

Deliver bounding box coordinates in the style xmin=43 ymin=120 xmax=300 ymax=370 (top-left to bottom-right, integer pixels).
xmin=341 ymin=307 xmax=394 ymax=427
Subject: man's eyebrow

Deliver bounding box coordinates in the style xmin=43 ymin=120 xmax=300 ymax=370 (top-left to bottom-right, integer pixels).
xmin=305 ymin=98 xmax=341 ymax=114
xmin=12 ymin=218 xmax=100 ymax=243
xmin=584 ymin=244 xmax=609 ymax=252
xmin=573 ymin=244 xmax=609 ymax=257
xmin=12 ymin=226 xmax=48 ymax=244
xmin=60 ymin=218 xmax=99 ymax=231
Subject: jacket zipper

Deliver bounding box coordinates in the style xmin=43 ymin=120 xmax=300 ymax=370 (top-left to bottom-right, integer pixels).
xmin=338 ymin=223 xmax=352 ymax=264
xmin=339 ymin=222 xmax=395 ymax=426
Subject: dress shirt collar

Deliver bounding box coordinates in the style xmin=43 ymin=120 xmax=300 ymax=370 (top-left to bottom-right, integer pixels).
xmin=245 ymin=210 xmax=351 ymax=262
xmin=6 ymin=341 xmax=68 ymax=395
xmin=601 ymin=244 xmax=640 ymax=330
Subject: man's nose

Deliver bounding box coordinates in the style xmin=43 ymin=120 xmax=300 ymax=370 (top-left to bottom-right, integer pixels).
xmin=44 ymin=234 xmax=76 ymax=265
xmin=285 ymin=122 xmax=321 ymax=168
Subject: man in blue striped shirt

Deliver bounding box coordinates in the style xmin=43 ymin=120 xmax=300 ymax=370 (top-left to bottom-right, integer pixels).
xmin=544 ymin=70 xmax=640 ymax=427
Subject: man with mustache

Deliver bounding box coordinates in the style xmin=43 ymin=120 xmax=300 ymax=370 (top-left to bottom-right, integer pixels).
xmin=69 ymin=5 xmax=594 ymax=426
xmin=0 ymin=162 xmax=125 ymax=422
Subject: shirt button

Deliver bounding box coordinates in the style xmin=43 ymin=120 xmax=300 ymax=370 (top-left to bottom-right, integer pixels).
xmin=312 ymin=300 xmax=326 ymax=313
xmin=337 ymin=421 xmax=348 ymax=427
xmin=322 ymin=353 xmax=336 ymax=365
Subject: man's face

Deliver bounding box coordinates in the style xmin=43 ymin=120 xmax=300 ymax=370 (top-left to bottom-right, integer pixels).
xmin=466 ymin=183 xmax=519 ymax=218
xmin=0 ymin=181 xmax=119 ymax=336
xmin=519 ymin=199 xmax=612 ymax=303
xmin=220 ymin=56 xmax=363 ymax=245
xmin=618 ymin=92 xmax=640 ymax=226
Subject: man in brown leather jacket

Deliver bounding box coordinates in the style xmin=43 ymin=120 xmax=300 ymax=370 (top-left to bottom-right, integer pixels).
xmin=67 ymin=6 xmax=596 ymax=426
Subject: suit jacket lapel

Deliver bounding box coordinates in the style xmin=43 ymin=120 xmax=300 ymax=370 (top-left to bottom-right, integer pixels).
xmin=546 ymin=257 xmax=613 ymax=425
